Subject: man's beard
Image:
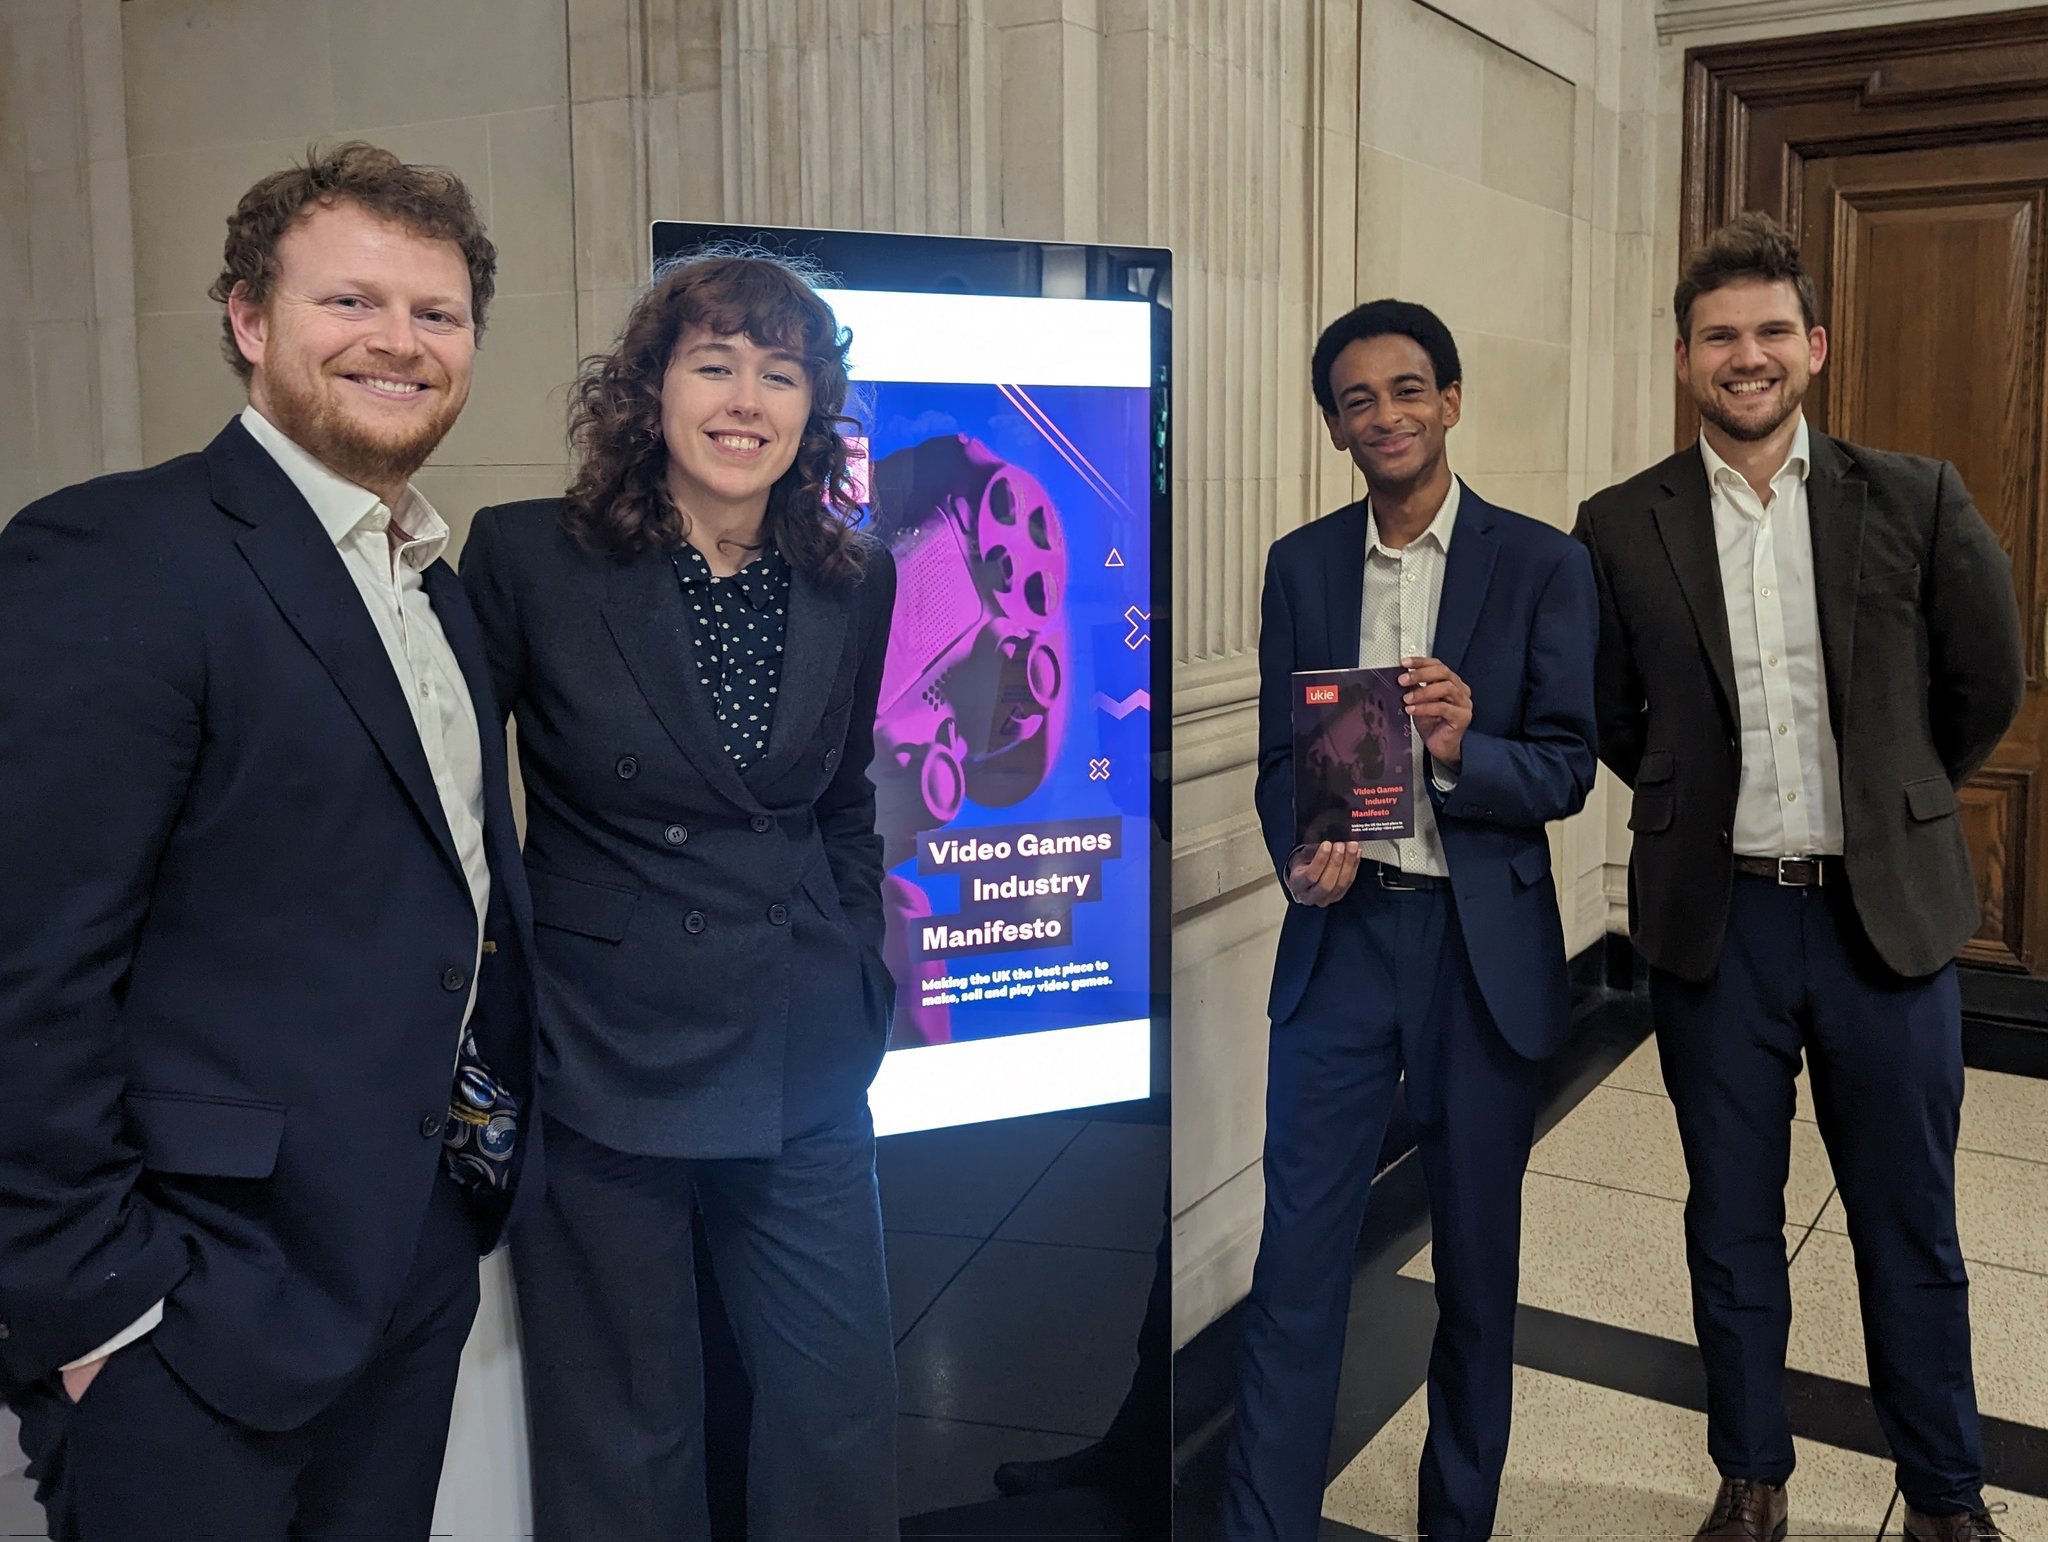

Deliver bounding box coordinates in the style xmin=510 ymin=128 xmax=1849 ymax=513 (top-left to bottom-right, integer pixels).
xmin=264 ymin=362 xmax=463 ymax=495
xmin=1695 ymin=377 xmax=1803 ymax=443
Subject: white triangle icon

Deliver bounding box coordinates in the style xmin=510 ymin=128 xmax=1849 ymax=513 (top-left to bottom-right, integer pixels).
xmin=1105 ymin=548 xmax=1125 ymax=568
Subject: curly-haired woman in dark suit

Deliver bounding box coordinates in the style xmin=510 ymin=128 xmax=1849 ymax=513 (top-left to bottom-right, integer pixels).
xmin=460 ymin=253 xmax=899 ymax=1540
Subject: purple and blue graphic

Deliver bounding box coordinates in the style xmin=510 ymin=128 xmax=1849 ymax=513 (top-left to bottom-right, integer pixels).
xmin=861 ymin=380 xmax=1152 ymax=1050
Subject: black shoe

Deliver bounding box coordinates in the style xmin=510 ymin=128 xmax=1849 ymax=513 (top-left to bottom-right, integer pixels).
xmin=992 ymin=1439 xmax=1121 ymax=1496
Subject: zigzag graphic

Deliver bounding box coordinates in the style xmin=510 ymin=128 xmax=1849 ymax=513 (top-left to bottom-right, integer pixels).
xmin=1094 ymin=689 xmax=1152 ymax=720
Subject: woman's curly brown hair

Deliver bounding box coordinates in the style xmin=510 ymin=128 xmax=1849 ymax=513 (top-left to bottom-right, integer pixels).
xmin=207 ymin=141 xmax=497 ymax=382
xmin=561 ymin=249 xmax=872 ymax=585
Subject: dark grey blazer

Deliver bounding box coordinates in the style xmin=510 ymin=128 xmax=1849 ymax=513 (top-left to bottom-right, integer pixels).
xmin=1575 ymin=432 xmax=2024 ymax=983
xmin=460 ymin=500 xmax=898 ymax=1159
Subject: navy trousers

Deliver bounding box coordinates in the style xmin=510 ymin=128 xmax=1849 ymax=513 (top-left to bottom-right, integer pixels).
xmin=1651 ymin=873 xmax=1983 ymax=1514
xmin=12 ymin=1173 xmax=482 ymax=1541
xmin=1224 ymin=880 xmax=1544 ymax=1542
xmin=513 ymin=1102 xmax=898 ymax=1541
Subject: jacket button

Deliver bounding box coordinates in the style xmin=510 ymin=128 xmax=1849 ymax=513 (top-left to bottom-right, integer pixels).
xmin=420 ymin=1113 xmax=445 ymax=1138
xmin=664 ymin=824 xmax=689 ymax=846
xmin=750 ymin=814 xmax=772 ymax=833
xmin=684 ymin=910 xmax=707 ymax=934
xmin=1720 ymin=829 xmax=1731 ymax=844
xmin=823 ymin=747 xmax=840 ymax=772
xmin=441 ymin=966 xmax=467 ymax=992
xmin=617 ymin=755 xmax=639 ymax=780
xmin=768 ymin=903 xmax=789 ymax=926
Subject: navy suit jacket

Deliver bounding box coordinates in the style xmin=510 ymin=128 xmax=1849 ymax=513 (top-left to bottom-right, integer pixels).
xmin=460 ymin=501 xmax=898 ymax=1160
xmin=0 ymin=420 xmax=539 ymax=1432
xmin=1255 ymin=485 xmax=1599 ymax=1059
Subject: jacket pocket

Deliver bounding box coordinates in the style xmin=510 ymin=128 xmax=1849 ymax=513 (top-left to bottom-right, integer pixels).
xmin=1509 ymin=843 xmax=1552 ymax=888
xmin=1861 ymin=562 xmax=1921 ymax=591
xmin=529 ymin=868 xmax=638 ymax=942
xmin=1628 ymin=792 xmax=1674 ymax=833
xmin=1635 ymin=748 xmax=1674 ymax=785
xmin=1905 ymin=775 xmax=1957 ymax=822
xmin=125 ymin=1090 xmax=286 ymax=1179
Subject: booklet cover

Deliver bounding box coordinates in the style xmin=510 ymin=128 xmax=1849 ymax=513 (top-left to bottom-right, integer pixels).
xmin=1292 ymin=666 xmax=1416 ymax=846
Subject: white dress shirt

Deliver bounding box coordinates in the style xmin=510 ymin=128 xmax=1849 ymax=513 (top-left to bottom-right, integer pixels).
xmin=1356 ymin=475 xmax=1459 ymax=878
xmin=62 ymin=408 xmax=490 ymax=1375
xmin=1702 ymin=416 xmax=1845 ymax=858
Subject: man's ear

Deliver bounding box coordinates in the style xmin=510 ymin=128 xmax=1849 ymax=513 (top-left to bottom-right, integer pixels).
xmin=1323 ymin=410 xmax=1346 ymax=452
xmin=225 ymin=283 xmax=268 ymax=374
xmin=1439 ymin=381 xmax=1461 ymax=432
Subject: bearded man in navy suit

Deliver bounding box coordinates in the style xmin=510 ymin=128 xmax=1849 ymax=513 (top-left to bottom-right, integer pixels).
xmin=0 ymin=143 xmax=538 ymax=1541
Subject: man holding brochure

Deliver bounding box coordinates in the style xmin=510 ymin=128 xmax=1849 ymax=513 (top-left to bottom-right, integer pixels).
xmin=1223 ymin=300 xmax=1599 ymax=1542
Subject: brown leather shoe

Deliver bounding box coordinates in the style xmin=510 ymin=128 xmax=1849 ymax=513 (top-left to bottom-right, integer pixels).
xmin=1903 ymin=1504 xmax=2007 ymax=1540
xmin=1694 ymin=1477 xmax=1788 ymax=1540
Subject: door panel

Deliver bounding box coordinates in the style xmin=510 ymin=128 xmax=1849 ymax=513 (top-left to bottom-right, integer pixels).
xmin=1804 ymin=142 xmax=2048 ymax=970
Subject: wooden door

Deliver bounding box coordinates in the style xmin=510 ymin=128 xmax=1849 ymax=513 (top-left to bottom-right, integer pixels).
xmin=1685 ymin=12 xmax=2048 ymax=976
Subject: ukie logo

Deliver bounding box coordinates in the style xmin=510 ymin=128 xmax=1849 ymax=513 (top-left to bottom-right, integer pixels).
xmin=1304 ymin=683 xmax=1340 ymax=705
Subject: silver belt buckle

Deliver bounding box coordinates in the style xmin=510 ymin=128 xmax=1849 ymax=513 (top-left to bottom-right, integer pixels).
xmin=1777 ymin=856 xmax=1821 ymax=887
xmin=1377 ymin=864 xmax=1417 ymax=891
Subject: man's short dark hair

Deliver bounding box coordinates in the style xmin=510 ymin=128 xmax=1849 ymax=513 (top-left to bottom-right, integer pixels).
xmin=1674 ymin=211 xmax=1819 ymax=342
xmin=1310 ymin=299 xmax=1462 ymax=416
xmin=207 ymin=141 xmax=497 ymax=382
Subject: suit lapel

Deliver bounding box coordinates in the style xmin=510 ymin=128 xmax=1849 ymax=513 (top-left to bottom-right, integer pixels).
xmin=602 ymin=551 xmax=758 ymax=810
xmin=211 ymin=424 xmax=465 ymax=884
xmin=751 ymin=562 xmax=850 ymax=789
xmin=1432 ymin=487 xmax=1498 ymax=675
xmin=423 ymin=559 xmax=522 ymax=885
xmin=1803 ymin=433 xmax=1866 ymax=730
xmin=1321 ymin=501 xmax=1369 ymax=669
xmin=1651 ymin=449 xmax=1740 ymax=729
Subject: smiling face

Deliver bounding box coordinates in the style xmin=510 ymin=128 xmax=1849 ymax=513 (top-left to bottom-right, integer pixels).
xmin=1677 ymin=276 xmax=1826 ymax=447
xmin=228 ymin=199 xmax=475 ymax=503
xmin=659 ymin=327 xmax=813 ymax=526
xmin=1323 ymin=332 xmax=1461 ymax=496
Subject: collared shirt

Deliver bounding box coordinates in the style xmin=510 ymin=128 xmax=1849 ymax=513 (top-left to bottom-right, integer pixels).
xmin=672 ymin=541 xmax=791 ymax=770
xmin=60 ymin=410 xmax=493 ymax=1375
xmin=1356 ymin=475 xmax=1459 ymax=878
xmin=1702 ymin=416 xmax=1844 ymax=857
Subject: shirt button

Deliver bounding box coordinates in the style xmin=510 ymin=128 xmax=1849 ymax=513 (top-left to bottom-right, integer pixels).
xmin=616 ymin=756 xmax=639 ymax=780
xmin=420 ymin=1113 xmax=445 ymax=1138
xmin=417 ymin=680 xmax=432 ymax=699
xmin=684 ymin=910 xmax=707 ymax=934
xmin=441 ymin=966 xmax=467 ymax=992
xmin=1760 ymin=587 xmax=1771 ymax=598
xmin=664 ymin=824 xmax=688 ymax=846
xmin=750 ymin=815 xmax=772 ymax=833
xmin=1768 ymin=654 xmax=1780 ymax=666
xmin=1778 ymin=724 xmax=1788 ymax=735
xmin=1786 ymin=791 xmax=1798 ymax=803
xmin=768 ymin=903 xmax=789 ymax=926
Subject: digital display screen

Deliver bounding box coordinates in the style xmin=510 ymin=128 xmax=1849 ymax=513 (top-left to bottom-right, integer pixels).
xmin=653 ymin=225 xmax=1169 ymax=1136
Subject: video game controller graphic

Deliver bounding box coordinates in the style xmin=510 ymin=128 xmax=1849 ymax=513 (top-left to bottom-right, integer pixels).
xmin=865 ymin=434 xmax=1073 ymax=1046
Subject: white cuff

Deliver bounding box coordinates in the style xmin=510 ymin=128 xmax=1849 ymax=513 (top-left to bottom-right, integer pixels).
xmin=60 ymin=1299 xmax=163 ymax=1370
xmin=1430 ymin=764 xmax=1459 ymax=792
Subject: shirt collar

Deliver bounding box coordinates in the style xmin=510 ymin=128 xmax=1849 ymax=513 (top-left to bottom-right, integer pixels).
xmin=674 ymin=541 xmax=787 ymax=610
xmin=239 ymin=405 xmax=449 ymax=569
xmin=1699 ymin=413 xmax=1810 ymax=502
xmin=1366 ymin=474 xmax=1461 ymax=559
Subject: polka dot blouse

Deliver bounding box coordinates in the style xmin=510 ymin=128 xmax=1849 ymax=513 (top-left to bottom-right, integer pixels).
xmin=672 ymin=541 xmax=791 ymax=771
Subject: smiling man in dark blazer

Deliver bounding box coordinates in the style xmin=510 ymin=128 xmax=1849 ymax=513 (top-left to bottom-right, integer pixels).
xmin=1575 ymin=214 xmax=2022 ymax=1542
xmin=0 ymin=145 xmax=538 ymax=1540
xmin=1224 ymin=300 xmax=1598 ymax=1542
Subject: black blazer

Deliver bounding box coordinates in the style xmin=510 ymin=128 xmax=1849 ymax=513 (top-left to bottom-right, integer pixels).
xmin=1575 ymin=433 xmax=2024 ymax=982
xmin=1256 ymin=488 xmax=1599 ymax=1059
xmin=0 ymin=420 xmax=539 ymax=1432
xmin=460 ymin=501 xmax=898 ymax=1160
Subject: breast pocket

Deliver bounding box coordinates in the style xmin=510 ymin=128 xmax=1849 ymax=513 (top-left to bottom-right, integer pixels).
xmin=125 ymin=1090 xmax=287 ymax=1179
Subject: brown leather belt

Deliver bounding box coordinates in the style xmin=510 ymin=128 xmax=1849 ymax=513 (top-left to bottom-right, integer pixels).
xmin=1732 ymin=855 xmax=1841 ymax=887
